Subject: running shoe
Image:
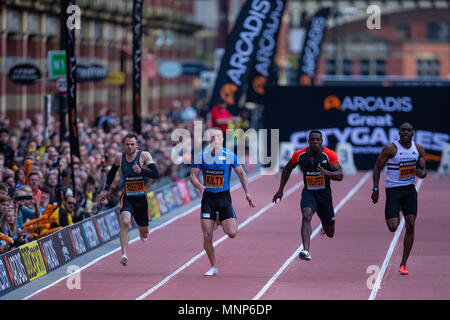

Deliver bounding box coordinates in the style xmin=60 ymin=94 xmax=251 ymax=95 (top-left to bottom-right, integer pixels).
xmin=399 ymin=265 xmax=408 ymax=275
xmin=120 ymin=254 xmax=128 ymax=266
xmin=204 ymin=266 xmax=218 ymax=276
xmin=299 ymin=250 xmax=312 ymax=261
xmin=140 ymin=235 xmax=148 ymax=242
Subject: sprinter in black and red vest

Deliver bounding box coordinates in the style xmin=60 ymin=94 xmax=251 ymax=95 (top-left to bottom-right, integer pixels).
xmin=272 ymin=130 xmax=343 ymax=261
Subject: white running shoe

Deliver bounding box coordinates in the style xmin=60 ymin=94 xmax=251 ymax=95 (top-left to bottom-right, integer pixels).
xmin=204 ymin=266 xmax=218 ymax=276
xmin=120 ymin=254 xmax=128 ymax=266
xmin=299 ymin=250 xmax=312 ymax=261
xmin=140 ymin=236 xmax=148 ymax=242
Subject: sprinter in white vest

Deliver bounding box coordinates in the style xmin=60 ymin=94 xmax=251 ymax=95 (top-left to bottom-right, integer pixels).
xmin=371 ymin=123 xmax=427 ymax=275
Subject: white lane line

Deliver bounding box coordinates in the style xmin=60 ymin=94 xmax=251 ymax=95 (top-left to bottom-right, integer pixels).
xmin=23 ymin=173 xmax=263 ymax=300
xmin=368 ymin=178 xmax=424 ymax=300
xmin=135 ymin=182 xmax=303 ymax=300
xmin=253 ymin=171 xmax=371 ymax=300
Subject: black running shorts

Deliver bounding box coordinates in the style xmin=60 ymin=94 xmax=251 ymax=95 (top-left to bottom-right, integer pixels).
xmin=300 ymin=188 xmax=335 ymax=226
xmin=201 ymin=190 xmax=236 ymax=222
xmin=120 ymin=195 xmax=149 ymax=227
xmin=385 ymin=184 xmax=417 ymax=220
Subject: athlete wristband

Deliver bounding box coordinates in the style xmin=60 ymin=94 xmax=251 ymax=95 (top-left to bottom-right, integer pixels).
xmin=372 ymin=187 xmax=379 ymax=192
xmin=141 ymin=163 xmax=159 ymax=179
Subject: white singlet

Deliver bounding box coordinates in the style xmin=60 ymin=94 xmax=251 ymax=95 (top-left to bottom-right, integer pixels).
xmin=385 ymin=140 xmax=419 ymax=189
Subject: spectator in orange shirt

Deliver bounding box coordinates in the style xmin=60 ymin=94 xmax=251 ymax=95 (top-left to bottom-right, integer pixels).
xmin=210 ymin=100 xmax=233 ymax=135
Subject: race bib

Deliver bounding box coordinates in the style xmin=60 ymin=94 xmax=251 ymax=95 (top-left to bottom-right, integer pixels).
xmin=305 ymin=174 xmax=325 ymax=190
xmin=205 ymin=169 xmax=224 ymax=189
xmin=124 ymin=177 xmax=146 ymax=197
xmin=399 ymin=161 xmax=416 ymax=180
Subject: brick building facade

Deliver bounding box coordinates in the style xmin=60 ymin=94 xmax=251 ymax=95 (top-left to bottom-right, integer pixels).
xmin=0 ymin=0 xmax=200 ymax=125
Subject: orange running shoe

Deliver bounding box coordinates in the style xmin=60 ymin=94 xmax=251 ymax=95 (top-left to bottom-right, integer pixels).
xmin=399 ymin=265 xmax=408 ymax=275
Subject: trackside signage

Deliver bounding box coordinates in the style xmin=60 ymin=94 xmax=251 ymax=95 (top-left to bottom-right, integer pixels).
xmin=264 ymin=86 xmax=450 ymax=170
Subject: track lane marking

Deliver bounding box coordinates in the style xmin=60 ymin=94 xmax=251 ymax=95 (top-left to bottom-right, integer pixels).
xmin=135 ymin=181 xmax=303 ymax=300
xmin=253 ymin=171 xmax=371 ymax=300
xmin=23 ymin=174 xmax=263 ymax=300
xmin=368 ymin=178 xmax=424 ymax=300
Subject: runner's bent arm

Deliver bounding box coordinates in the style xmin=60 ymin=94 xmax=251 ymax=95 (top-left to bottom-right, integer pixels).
xmin=317 ymin=162 xmax=343 ymax=181
xmin=134 ymin=151 xmax=159 ymax=178
xmin=415 ymin=144 xmax=427 ymax=179
xmin=371 ymin=144 xmax=395 ymax=204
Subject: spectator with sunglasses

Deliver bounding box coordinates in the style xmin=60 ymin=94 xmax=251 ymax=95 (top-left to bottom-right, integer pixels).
xmin=49 ymin=194 xmax=76 ymax=228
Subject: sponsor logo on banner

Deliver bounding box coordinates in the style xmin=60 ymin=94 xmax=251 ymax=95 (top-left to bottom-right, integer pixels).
xmin=264 ymin=86 xmax=450 ymax=170
xmin=0 ymin=256 xmax=12 ymax=296
xmin=104 ymin=209 xmax=121 ymax=237
xmin=297 ymin=8 xmax=331 ymax=85
xmin=155 ymin=191 xmax=168 ymax=214
xmin=82 ymin=219 xmax=101 ymax=249
xmin=323 ymin=95 xmax=413 ymax=113
xmin=147 ymin=192 xmax=161 ymax=221
xmin=20 ymin=242 xmax=47 ymax=281
xmin=4 ymin=250 xmax=29 ymax=288
xmin=94 ymin=216 xmax=111 ymax=243
xmin=163 ymin=187 xmax=177 ymax=211
xmin=69 ymin=225 xmax=88 ymax=256
xmin=209 ymin=0 xmax=272 ymax=108
xmin=176 ymin=180 xmax=191 ymax=204
xmin=39 ymin=235 xmax=61 ymax=272
xmin=171 ymin=184 xmax=184 ymax=207
xmin=57 ymin=229 xmax=76 ymax=263
xmin=247 ymin=0 xmax=287 ymax=103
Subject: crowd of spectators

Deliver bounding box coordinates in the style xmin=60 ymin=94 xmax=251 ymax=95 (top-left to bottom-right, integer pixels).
xmin=0 ymin=98 xmax=252 ymax=254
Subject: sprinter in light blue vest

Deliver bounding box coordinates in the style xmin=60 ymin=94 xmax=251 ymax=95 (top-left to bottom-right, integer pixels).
xmin=190 ymin=128 xmax=255 ymax=276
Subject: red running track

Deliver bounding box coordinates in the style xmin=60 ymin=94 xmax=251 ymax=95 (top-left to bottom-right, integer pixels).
xmin=28 ymin=172 xmax=450 ymax=300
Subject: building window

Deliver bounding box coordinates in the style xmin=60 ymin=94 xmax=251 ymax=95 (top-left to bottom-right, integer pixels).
xmin=396 ymin=24 xmax=409 ymax=39
xmin=326 ymin=59 xmax=336 ymax=75
xmin=360 ymin=59 xmax=370 ymax=76
xmin=343 ymin=59 xmax=352 ymax=75
xmin=426 ymin=22 xmax=449 ymax=41
xmin=94 ymin=22 xmax=103 ymax=40
xmin=46 ymin=16 xmax=58 ymax=37
xmin=427 ymin=22 xmax=440 ymax=40
xmin=375 ymin=60 xmax=385 ymax=76
xmin=6 ymin=10 xmax=20 ymax=33
xmin=417 ymin=59 xmax=440 ymax=76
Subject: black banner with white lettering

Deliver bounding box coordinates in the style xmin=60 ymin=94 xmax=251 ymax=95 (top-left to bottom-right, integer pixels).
xmin=132 ymin=0 xmax=143 ymax=134
xmin=39 ymin=233 xmax=64 ymax=272
xmin=209 ymin=0 xmax=272 ymax=109
xmin=69 ymin=224 xmax=89 ymax=256
xmin=55 ymin=228 xmax=77 ymax=264
xmin=246 ymin=0 xmax=286 ymax=104
xmin=296 ymin=8 xmax=330 ymax=86
xmin=3 ymin=249 xmax=29 ymax=289
xmin=0 ymin=255 xmax=13 ymax=297
xmin=264 ymin=86 xmax=450 ymax=170
xmin=63 ymin=0 xmax=80 ymax=198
